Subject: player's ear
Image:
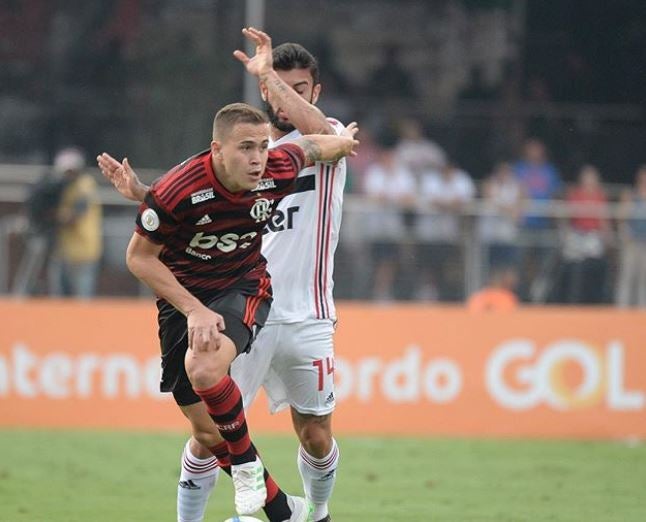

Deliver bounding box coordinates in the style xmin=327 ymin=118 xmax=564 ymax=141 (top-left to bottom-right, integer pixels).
xmin=311 ymin=84 xmax=321 ymax=105
xmin=211 ymin=140 xmax=223 ymax=159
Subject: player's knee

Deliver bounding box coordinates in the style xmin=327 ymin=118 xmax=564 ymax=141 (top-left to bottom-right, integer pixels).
xmin=185 ymin=353 xmax=226 ymax=389
xmin=298 ymin=418 xmax=333 ymax=457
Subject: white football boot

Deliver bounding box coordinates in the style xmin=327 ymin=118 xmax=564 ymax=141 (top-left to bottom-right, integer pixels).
xmin=231 ymin=457 xmax=267 ymax=515
xmin=285 ymin=495 xmax=313 ymax=522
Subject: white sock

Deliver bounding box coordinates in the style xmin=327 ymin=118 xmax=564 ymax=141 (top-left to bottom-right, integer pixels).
xmin=177 ymin=441 xmax=219 ymax=522
xmin=297 ymin=439 xmax=339 ymax=521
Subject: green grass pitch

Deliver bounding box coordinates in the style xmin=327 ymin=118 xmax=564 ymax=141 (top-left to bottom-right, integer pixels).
xmin=0 ymin=430 xmax=644 ymax=521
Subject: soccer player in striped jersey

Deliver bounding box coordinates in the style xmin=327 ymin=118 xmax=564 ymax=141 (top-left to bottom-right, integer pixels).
xmin=102 ymin=29 xmax=348 ymax=522
xmin=97 ymin=102 xmax=357 ymax=521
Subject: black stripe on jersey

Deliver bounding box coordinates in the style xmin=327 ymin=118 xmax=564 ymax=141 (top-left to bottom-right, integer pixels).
xmin=273 ymin=144 xmax=305 ymax=176
xmin=162 ymin=165 xmax=206 ymax=209
xmin=317 ymin=165 xmax=331 ymax=318
xmin=178 ymin=148 xmax=209 ymax=169
xmin=293 ymin=174 xmax=315 ymax=194
xmin=143 ymin=192 xmax=177 ymax=224
xmin=136 ymin=192 xmax=179 ymax=243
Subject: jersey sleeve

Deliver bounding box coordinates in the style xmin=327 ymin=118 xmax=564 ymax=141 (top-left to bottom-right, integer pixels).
xmin=326 ymin=117 xmax=346 ymax=136
xmin=134 ymin=189 xmax=179 ymax=244
xmin=270 ymin=143 xmax=306 ymax=179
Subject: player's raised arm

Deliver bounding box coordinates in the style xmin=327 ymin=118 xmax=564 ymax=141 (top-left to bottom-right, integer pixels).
xmin=234 ymin=27 xmax=334 ymax=135
xmin=293 ymin=122 xmax=359 ymax=166
xmin=97 ymin=152 xmax=149 ymax=202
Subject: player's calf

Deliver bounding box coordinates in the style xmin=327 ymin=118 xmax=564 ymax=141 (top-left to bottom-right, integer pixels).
xmin=292 ymin=410 xmax=338 ymax=520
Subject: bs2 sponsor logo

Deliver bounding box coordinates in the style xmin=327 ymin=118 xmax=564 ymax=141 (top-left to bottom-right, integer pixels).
xmin=187 ymin=231 xmax=257 ymax=255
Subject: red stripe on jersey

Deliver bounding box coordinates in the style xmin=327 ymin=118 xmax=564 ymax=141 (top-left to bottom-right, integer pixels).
xmin=313 ymin=164 xmax=326 ymax=318
xmin=322 ymin=165 xmax=337 ymax=317
xmin=243 ymin=276 xmax=270 ymax=326
xmin=153 ymin=154 xmax=207 ymax=208
xmin=165 ymin=166 xmax=207 ymax=209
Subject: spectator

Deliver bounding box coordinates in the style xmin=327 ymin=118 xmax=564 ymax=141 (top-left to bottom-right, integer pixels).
xmin=556 ymin=165 xmax=610 ymax=304
xmin=513 ymin=138 xmax=562 ymax=301
xmin=415 ymin=161 xmax=475 ymax=301
xmin=11 ymin=166 xmax=67 ymax=296
xmin=363 ymin=144 xmax=417 ymax=301
xmin=49 ymin=147 xmax=103 ymax=298
xmin=395 ymin=118 xmax=446 ymax=176
xmin=514 ymin=138 xmax=562 ymax=226
xmin=477 ymin=161 xmax=523 ymax=279
xmin=467 ymin=266 xmax=519 ymax=312
xmin=616 ymin=165 xmax=646 ymax=307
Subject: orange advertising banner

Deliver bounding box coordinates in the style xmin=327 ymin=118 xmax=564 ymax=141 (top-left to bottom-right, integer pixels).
xmin=1 ymin=300 xmax=645 ymax=439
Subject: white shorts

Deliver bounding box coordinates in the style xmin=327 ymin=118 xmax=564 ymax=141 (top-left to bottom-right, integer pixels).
xmin=231 ymin=319 xmax=336 ymax=416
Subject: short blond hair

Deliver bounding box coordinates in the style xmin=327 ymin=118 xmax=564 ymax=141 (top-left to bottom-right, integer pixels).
xmin=212 ymin=103 xmax=268 ymax=140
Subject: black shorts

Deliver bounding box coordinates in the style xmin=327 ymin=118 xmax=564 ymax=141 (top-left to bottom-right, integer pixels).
xmin=157 ymin=291 xmax=271 ymax=406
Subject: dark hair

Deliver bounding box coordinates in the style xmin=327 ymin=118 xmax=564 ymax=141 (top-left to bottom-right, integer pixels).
xmin=212 ymin=102 xmax=268 ymax=139
xmin=272 ymin=43 xmax=320 ymax=84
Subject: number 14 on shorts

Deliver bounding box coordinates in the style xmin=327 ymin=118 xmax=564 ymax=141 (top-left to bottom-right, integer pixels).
xmin=312 ymin=357 xmax=334 ymax=391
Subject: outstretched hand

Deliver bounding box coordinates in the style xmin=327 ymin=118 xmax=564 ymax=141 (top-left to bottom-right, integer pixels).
xmin=233 ymin=26 xmax=274 ymax=79
xmin=343 ymin=122 xmax=360 ymax=157
xmin=96 ymin=152 xmax=147 ymax=202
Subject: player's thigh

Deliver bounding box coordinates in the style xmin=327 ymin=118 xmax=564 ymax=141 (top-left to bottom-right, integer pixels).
xmin=231 ymin=323 xmax=280 ymax=409
xmin=272 ymin=319 xmax=336 ymax=416
xmin=184 ymin=332 xmax=237 ymax=387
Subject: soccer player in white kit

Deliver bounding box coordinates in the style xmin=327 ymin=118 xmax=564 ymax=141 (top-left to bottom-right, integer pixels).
xmin=233 ymin=29 xmax=344 ymax=522
xmin=103 ymin=28 xmax=345 ymax=522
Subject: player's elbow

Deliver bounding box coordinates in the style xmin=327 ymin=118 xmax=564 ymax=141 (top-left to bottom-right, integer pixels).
xmin=313 ymin=121 xmax=335 ymax=136
xmin=125 ymin=244 xmax=146 ymax=279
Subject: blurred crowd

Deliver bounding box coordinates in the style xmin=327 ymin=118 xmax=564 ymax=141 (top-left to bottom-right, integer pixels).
xmin=14 ymin=128 xmax=646 ymax=308
xmin=3 ymin=1 xmax=646 ymax=307
xmin=345 ymin=119 xmax=646 ymax=307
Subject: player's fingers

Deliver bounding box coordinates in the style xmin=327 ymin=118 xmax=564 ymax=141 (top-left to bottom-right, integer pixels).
xmin=243 ymin=27 xmax=262 ymax=45
xmin=212 ymin=328 xmax=222 ymax=350
xmin=100 ymin=152 xmax=120 ymax=167
xmin=217 ymin=315 xmax=226 ymax=332
xmin=97 ymin=157 xmax=116 ymax=178
xmin=249 ymin=27 xmax=271 ymax=44
xmin=187 ymin=327 xmax=194 ymax=351
xmin=100 ymin=155 xmax=122 ymax=177
xmin=201 ymin=328 xmax=212 ymax=349
xmin=123 ymin=157 xmax=132 ymax=173
xmin=233 ymin=50 xmax=250 ymax=65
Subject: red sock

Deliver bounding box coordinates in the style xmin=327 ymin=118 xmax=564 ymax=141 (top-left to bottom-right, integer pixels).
xmin=195 ymin=376 xmax=254 ymax=464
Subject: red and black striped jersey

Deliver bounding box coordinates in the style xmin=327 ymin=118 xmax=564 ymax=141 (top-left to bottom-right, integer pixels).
xmin=135 ymin=144 xmax=305 ymax=300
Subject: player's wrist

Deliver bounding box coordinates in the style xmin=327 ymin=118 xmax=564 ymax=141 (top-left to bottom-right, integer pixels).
xmin=184 ymin=301 xmax=207 ymax=318
xmin=258 ymin=67 xmax=277 ymax=82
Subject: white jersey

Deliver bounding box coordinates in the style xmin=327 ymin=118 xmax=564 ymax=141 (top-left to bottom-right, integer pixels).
xmin=263 ymin=118 xmax=347 ymax=323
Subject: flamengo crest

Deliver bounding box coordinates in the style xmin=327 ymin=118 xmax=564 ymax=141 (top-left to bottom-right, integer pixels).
xmin=250 ymin=198 xmax=273 ymax=222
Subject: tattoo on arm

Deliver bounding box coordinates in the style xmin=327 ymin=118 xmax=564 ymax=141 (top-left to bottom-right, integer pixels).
xmin=268 ymin=76 xmax=290 ymax=95
xmin=300 ymin=138 xmax=323 ymax=164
